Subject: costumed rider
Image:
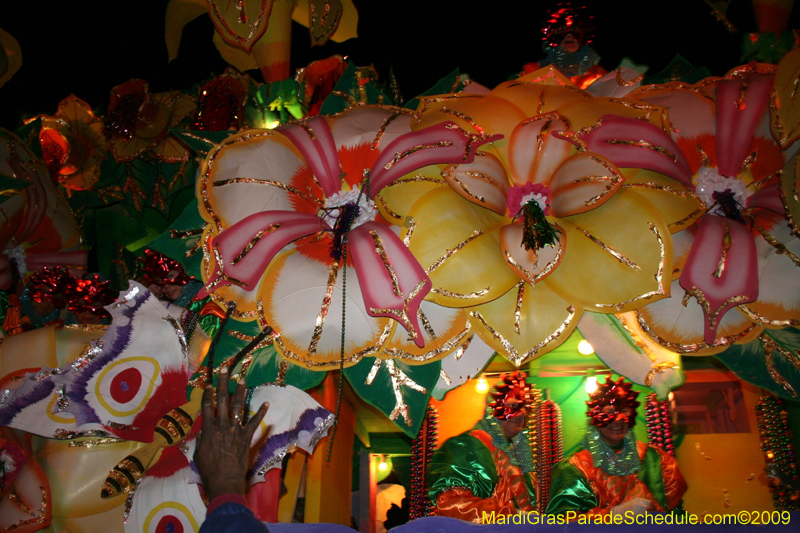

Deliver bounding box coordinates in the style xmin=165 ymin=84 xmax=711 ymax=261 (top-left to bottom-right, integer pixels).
xmin=546 ymin=376 xmax=686 ymax=517
xmin=427 ymin=371 xmax=537 ymax=523
xmin=519 ymin=2 xmax=606 ymax=89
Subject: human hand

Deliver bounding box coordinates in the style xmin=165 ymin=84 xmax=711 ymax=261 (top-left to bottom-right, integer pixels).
xmin=611 ymin=497 xmax=654 ymax=516
xmin=194 ymin=368 xmax=269 ymax=501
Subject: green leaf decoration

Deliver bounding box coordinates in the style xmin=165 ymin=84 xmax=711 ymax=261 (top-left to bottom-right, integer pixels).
xmin=147 ymin=198 xmax=206 ymax=279
xmin=404 ymin=69 xmax=464 ymax=110
xmin=344 ymin=357 xmax=440 ymax=437
xmin=243 ymin=345 xmax=326 ymax=391
xmin=741 ymin=31 xmax=796 ymax=65
xmin=320 ymin=63 xmax=396 ymax=116
xmin=716 ymin=328 xmax=800 ymax=399
xmin=0 ymin=173 xmax=29 ymax=204
xmin=172 ymin=129 xmax=234 ymax=158
xmin=250 ymin=80 xmax=305 ymax=127
xmin=641 ymin=55 xmax=712 ymax=86
xmin=187 ymin=317 xmax=325 ymax=393
xmin=13 ymin=117 xmax=43 ymax=159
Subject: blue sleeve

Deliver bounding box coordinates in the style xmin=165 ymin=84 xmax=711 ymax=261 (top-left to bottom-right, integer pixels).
xmin=199 ymin=502 xmax=269 ymax=533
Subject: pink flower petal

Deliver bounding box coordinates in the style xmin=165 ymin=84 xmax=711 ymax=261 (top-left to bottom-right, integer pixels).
xmin=277 ymin=116 xmax=342 ymax=198
xmin=679 ymin=214 xmax=759 ymax=344
xmin=746 ymin=182 xmax=785 ymax=215
xmin=556 ymin=114 xmax=692 ymax=186
xmin=349 ymin=222 xmax=432 ymax=347
xmin=199 ymin=211 xmax=325 ymax=298
xmin=368 ymin=122 xmax=502 ymax=196
xmin=716 ymin=73 xmax=774 ymax=177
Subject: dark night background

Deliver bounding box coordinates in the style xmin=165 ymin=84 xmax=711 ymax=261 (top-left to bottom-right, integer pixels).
xmin=2 ymin=0 xmax=799 ymax=129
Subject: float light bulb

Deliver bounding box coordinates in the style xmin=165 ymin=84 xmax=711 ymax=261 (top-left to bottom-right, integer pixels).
xmin=578 ymin=340 xmax=594 ymax=355
xmin=766 ymin=451 xmax=775 ymax=460
xmin=476 ymin=378 xmax=489 ymax=394
xmin=378 ymin=456 xmax=388 ymax=471
xmin=585 ymin=376 xmax=598 ymax=394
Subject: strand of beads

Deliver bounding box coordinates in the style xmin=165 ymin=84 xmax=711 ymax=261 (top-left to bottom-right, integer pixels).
xmin=526 ymin=388 xmax=543 ymax=510
xmin=645 ymin=393 xmax=676 ymax=455
xmin=756 ymin=396 xmax=799 ymax=510
xmin=536 ymin=399 xmax=563 ymax=512
xmin=410 ymin=405 xmax=439 ymax=520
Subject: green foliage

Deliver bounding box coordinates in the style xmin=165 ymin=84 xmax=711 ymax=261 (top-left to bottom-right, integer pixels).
xmin=716 ymin=328 xmax=800 ymax=400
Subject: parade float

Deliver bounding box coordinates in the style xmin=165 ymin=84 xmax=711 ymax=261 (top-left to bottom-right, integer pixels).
xmin=1 ymin=1 xmax=800 ymax=532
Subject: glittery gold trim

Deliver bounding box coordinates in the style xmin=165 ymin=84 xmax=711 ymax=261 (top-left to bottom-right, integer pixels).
xmin=469 ymin=306 xmax=577 ymax=366
xmin=753 ymin=224 xmax=800 ymax=269
xmin=5 ymin=486 xmax=47 ymax=528
xmin=644 ymin=362 xmax=679 ymax=387
xmin=431 ymin=287 xmax=490 ymax=299
xmin=68 ymin=437 xmax=127 ymax=448
xmin=206 ymin=244 xmax=249 ymax=291
xmin=633 ymin=309 xmax=760 ymax=353
xmin=615 ymin=315 xmax=660 ymax=362
xmin=379 ymin=174 xmax=443 ymax=190
xmin=370 ymin=110 xmax=408 ymax=150
xmin=61 ymin=324 xmax=108 ymax=332
xmin=231 ymin=224 xmax=281 ymax=265
xmin=448 ymin=175 xmax=486 ymax=204
xmin=616 ymin=69 xmax=644 ymax=87
xmin=439 ymin=368 xmax=452 ymax=385
xmin=762 ymin=334 xmax=799 ymax=398
xmin=603 ymin=139 xmax=679 ymax=162
xmin=385 ymin=324 xmax=471 ymax=362
xmin=592 ymin=223 xmax=668 ymax=311
xmin=577 ymin=226 xmax=641 ymax=270
xmin=426 ymin=230 xmax=484 ymax=274
xmin=403 ymin=218 xmax=417 ymax=247
xmin=513 ymin=282 xmax=525 ymax=334
xmin=365 ymin=359 xmax=427 ymax=425
xmin=369 ymin=230 xmax=402 ymax=296
xmin=375 ymin=194 xmax=402 ymax=221
xmin=308 ymin=260 xmax=340 ymax=355
xmin=713 ymin=223 xmax=732 ymax=278
xmin=383 ymin=142 xmax=454 ymax=172
xmin=227 ymin=330 xmax=274 ymax=347
xmin=370 ymin=281 xmax=428 ymax=342
xmin=686 ymin=287 xmax=755 ymax=328
xmin=213 ymin=177 xmax=322 ymax=208
xmin=169 ymin=228 xmax=204 ymax=239
xmin=418 ymin=307 xmax=437 ymax=340
xmin=737 ymin=305 xmax=800 ymax=327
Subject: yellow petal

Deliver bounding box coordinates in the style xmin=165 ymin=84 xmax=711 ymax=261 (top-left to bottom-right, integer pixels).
xmin=549 ymin=152 xmax=625 ymax=217
xmin=499 ymin=223 xmax=565 ymax=285
xmin=546 ymin=191 xmax=672 ymax=313
xmin=413 ymin=93 xmax=526 ymax=164
xmin=508 ymin=113 xmax=572 ymax=186
xmin=468 ymin=281 xmax=581 ymax=366
xmin=491 ymin=74 xmax=587 ymax=117
xmin=376 ymin=164 xmax=445 ymax=224
xmin=165 ymin=0 xmax=209 ymax=62
xmin=620 ymin=168 xmax=704 ymax=232
xmin=442 ymin=151 xmax=509 ymax=214
xmin=382 ymin=304 xmax=472 ymax=365
xmin=772 ymin=48 xmax=800 ymax=149
xmin=408 ymin=187 xmax=518 ymax=307
xmin=558 ymin=96 xmax=670 ymax=131
xmin=782 ymin=153 xmax=800 ymax=235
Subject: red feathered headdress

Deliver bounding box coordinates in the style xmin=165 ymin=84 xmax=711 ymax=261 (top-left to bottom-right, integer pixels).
xmin=586 ymin=376 xmax=640 ymax=428
xmin=488 ymin=371 xmax=530 ymax=420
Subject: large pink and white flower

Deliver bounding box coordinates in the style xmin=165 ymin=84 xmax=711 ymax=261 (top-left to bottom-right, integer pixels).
xmin=197 ymin=106 xmax=497 ymax=368
xmin=574 ymin=65 xmax=800 ymax=353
